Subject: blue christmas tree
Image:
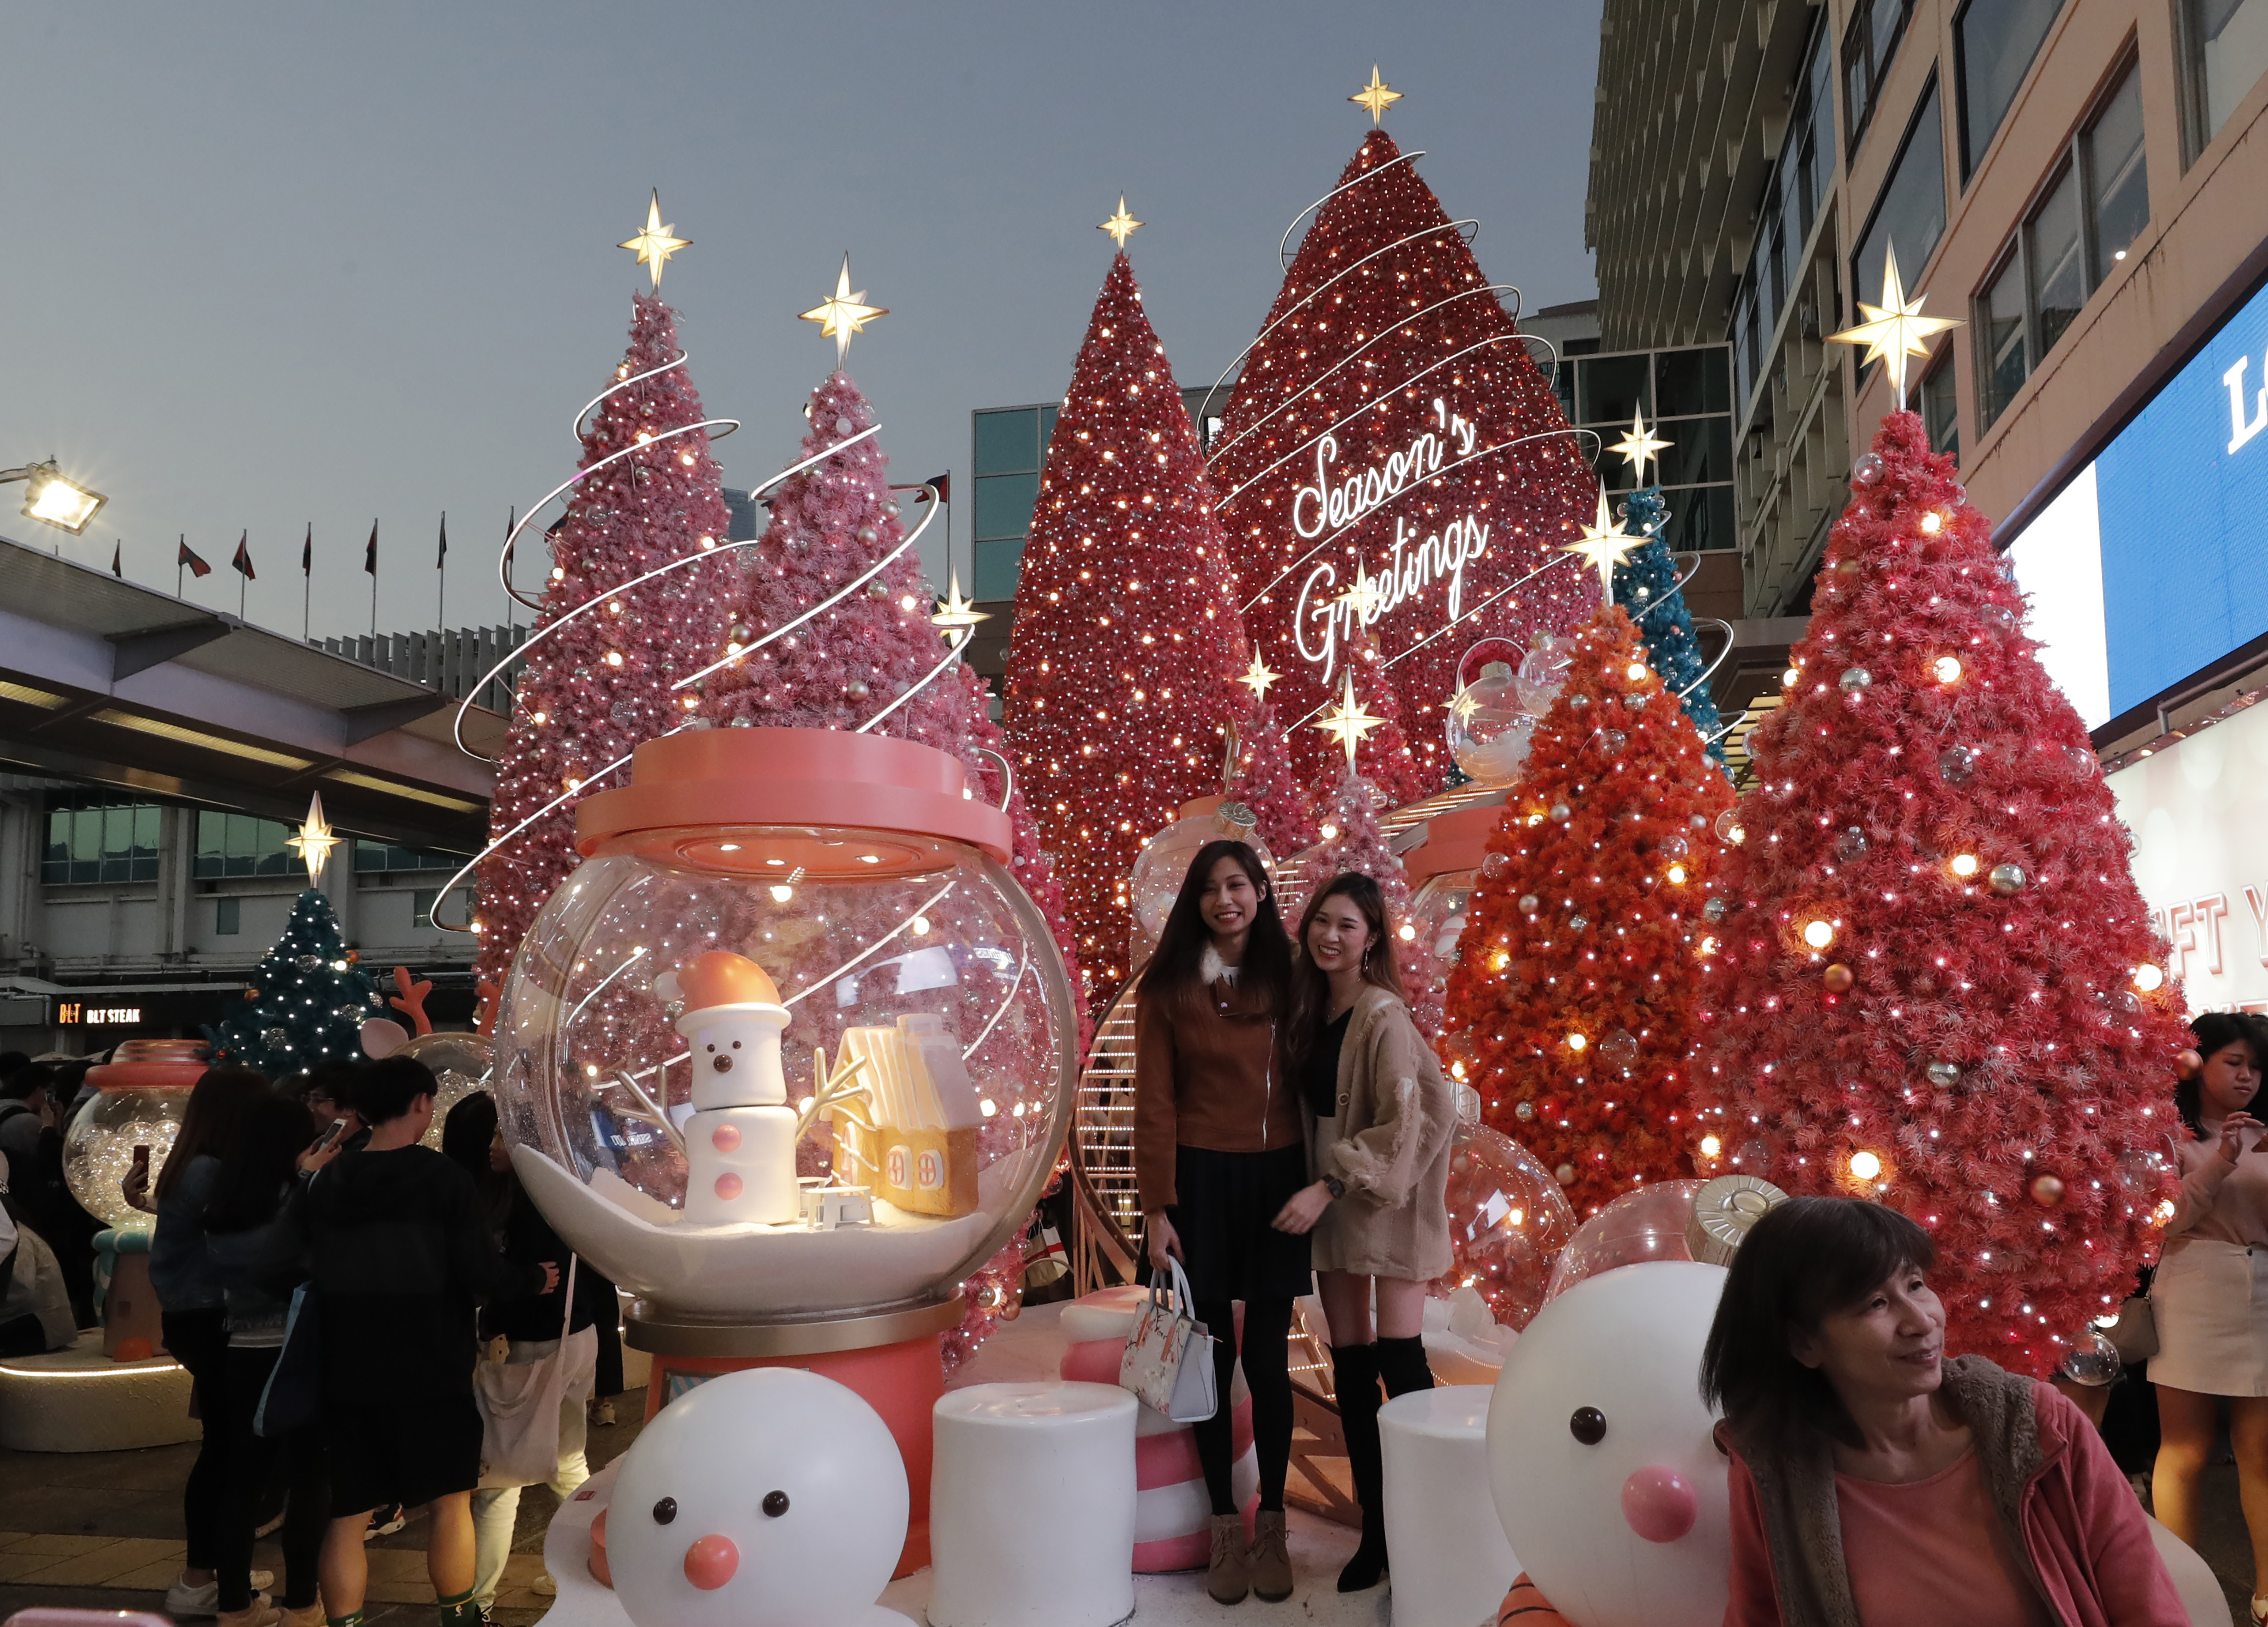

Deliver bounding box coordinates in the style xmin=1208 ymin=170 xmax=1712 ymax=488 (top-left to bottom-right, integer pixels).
xmin=209 ymin=889 xmax=384 ymax=1077
xmin=1611 ymin=485 xmax=1729 ymax=768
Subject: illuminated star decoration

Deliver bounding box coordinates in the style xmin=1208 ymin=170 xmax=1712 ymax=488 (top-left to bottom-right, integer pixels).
xmin=1098 ymin=195 xmax=1143 ymax=248
xmin=619 ymin=190 xmax=690 ymax=290
xmin=1560 ymin=490 xmax=1642 ymax=604
xmin=1827 ymin=242 xmax=1963 ymax=402
xmin=1350 ymin=64 xmax=1402 ymax=124
xmin=1314 ymin=668 xmax=1383 ymax=768
xmin=1237 ymin=654 xmax=1279 ymax=702
xmin=1609 ymin=409 xmax=1672 ymax=486
xmin=1448 ymin=685 xmax=1481 ymax=725
xmin=800 ymin=254 xmax=888 ymax=365
xmin=288 ymin=790 xmax=340 ymax=885
xmin=1335 ymin=560 xmax=1385 ymax=621
xmin=931 ymin=567 xmax=990 ymax=635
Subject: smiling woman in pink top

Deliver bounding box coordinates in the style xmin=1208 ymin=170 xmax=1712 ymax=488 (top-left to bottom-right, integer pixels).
xmin=1703 ymin=1196 xmax=2185 ymax=1627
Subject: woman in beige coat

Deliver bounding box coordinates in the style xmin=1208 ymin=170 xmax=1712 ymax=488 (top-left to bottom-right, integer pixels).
xmin=1271 ymin=871 xmax=1454 ymax=1592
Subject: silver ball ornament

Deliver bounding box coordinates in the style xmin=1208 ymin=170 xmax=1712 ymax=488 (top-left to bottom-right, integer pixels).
xmin=1988 ymin=863 xmax=2027 ymax=894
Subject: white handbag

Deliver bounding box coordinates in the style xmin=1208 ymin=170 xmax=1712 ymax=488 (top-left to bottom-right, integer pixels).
xmin=476 ymin=1256 xmax=590 ymax=1488
xmin=1118 ymin=1257 xmax=1219 ymax=1423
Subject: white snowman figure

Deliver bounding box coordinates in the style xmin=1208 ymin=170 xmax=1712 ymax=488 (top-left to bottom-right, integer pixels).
xmin=1486 ymin=1259 xmax=1733 ymax=1627
xmin=606 ymin=1368 xmax=909 ymax=1627
xmin=656 ymin=951 xmax=798 ymax=1226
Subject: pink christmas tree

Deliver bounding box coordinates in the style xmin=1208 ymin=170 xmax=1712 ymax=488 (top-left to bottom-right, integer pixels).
xmin=1226 ymin=691 xmax=1318 ymax=857
xmin=474 ymin=293 xmax=732 ymax=1020
xmin=1289 ymin=762 xmax=1441 ymax=1038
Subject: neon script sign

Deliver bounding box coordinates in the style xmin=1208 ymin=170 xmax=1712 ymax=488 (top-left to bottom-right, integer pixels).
xmin=1292 ymin=396 xmax=1490 ymax=681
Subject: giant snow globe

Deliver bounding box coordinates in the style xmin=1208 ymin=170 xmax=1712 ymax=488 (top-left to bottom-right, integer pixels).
xmin=1125 ymin=796 xmax=1272 ymax=973
xmin=64 ymin=1039 xmax=209 ymax=1230
xmin=493 ymin=728 xmax=1079 ymax=1351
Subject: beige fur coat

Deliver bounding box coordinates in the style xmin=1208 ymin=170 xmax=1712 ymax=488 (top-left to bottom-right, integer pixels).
xmin=1309 ymin=983 xmax=1455 ymax=1280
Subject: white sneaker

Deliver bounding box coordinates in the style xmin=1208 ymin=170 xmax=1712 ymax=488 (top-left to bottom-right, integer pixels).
xmin=164 ymin=1576 xmax=274 ymax=1616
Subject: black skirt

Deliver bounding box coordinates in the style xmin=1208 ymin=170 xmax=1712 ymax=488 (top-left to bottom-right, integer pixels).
xmin=1170 ymin=1143 xmax=1313 ymax=1303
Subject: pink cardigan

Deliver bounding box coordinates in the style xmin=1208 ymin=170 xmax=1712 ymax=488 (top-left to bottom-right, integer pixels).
xmin=1723 ymin=1358 xmax=2185 ymax=1627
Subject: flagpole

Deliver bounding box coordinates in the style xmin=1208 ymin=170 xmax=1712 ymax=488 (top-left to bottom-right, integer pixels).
xmin=303 ymin=525 xmax=312 ymax=642
xmin=369 ymin=518 xmax=378 ymax=639
xmin=176 ymin=535 xmax=184 ymax=599
xmin=437 ymin=511 xmax=446 ymax=632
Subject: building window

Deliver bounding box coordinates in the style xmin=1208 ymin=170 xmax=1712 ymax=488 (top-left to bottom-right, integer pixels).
xmin=353 ymin=839 xmax=465 ymax=873
xmin=1956 ymin=0 xmax=2066 ymax=179
xmin=1845 ymin=0 xmax=1917 ymax=146
xmin=412 ymin=888 xmax=472 ymax=931
xmin=192 ymin=811 xmax=309 ymax=880
xmin=1854 ymin=77 xmax=1949 ymax=340
xmin=1922 ymin=355 xmax=1960 ymax=459
xmin=215 ymin=896 xmax=241 ymax=936
xmin=1733 ymin=13 xmax=1835 ymax=417
xmin=1972 ymin=59 xmax=2149 ymax=431
xmin=1571 ymin=346 xmax=1737 ymax=550
xmin=2183 ymin=0 xmax=2268 ymax=153
xmin=971 ymin=405 xmax=1054 ymax=602
xmin=42 ymin=797 xmax=162 ymax=885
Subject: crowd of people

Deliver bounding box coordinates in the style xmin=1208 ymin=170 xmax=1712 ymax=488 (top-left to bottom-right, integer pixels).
xmin=0 ymin=1046 xmax=624 ymax=1627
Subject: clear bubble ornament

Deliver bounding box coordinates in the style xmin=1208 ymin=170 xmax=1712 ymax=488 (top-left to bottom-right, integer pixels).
xmin=1446 ymin=660 xmax=1537 ymax=786
xmin=2068 ymin=746 xmax=2100 ymax=778
xmin=1989 ymin=863 xmax=2027 ymax=894
xmin=1838 ymin=826 xmax=1869 ymax=860
xmin=1714 ymin=809 xmax=1747 ymax=845
xmin=263 ymin=1026 xmax=291 ymax=1048
xmin=1598 ymin=730 xmax=1628 ymax=755
xmin=1544 ymin=1180 xmax=1707 ymax=1300
xmin=1839 ymin=668 xmax=1873 ymax=692
xmin=1939 ymin=746 xmax=1978 ymax=783
xmin=2058 ymin=1329 xmax=2121 ymax=1387
xmin=1926 ymin=1060 xmax=1961 ymax=1088
xmin=1598 ymin=1029 xmax=1639 ymax=1070
xmin=1480 ymin=853 xmax=1511 ymax=879
xmin=295 ymin=955 xmax=323 ymax=972
xmin=1515 ymin=640 xmax=1573 ymax=715
xmin=1703 ymin=896 xmax=1728 ymax=922
xmin=1427 ymin=1126 xmax=1575 ymax=1332
xmin=1852 ymin=452 xmax=1885 ymax=485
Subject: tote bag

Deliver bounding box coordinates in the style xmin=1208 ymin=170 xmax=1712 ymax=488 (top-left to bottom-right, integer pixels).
xmin=255 ymin=1283 xmax=323 ymax=1437
xmin=1118 ymin=1257 xmax=1218 ymax=1423
xmin=476 ymin=1256 xmax=583 ymax=1489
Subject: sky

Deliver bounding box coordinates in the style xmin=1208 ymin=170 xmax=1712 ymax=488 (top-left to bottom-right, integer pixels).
xmin=0 ymin=2 xmax=1603 ymax=645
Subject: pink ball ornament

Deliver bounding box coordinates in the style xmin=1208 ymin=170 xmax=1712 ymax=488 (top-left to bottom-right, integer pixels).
xmin=1429 ymin=1124 xmax=1577 ymax=1332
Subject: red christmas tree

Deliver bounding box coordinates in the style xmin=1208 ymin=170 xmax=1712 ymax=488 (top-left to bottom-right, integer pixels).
xmin=1689 ymin=411 xmax=2185 ymax=1376
xmin=698 ymin=373 xmax=1085 ymax=1036
xmin=474 ymin=293 xmax=732 ymax=1016
xmin=1000 ymin=251 xmax=1253 ymax=1005
xmin=1442 ymin=605 xmax=1732 ymax=1217
xmin=1208 ymin=127 xmax=1597 ymax=792
xmin=1290 ymin=760 xmax=1442 ymax=1038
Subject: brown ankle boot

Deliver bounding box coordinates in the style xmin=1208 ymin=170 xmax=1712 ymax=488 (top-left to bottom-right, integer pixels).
xmin=1248 ymin=1509 xmax=1293 ymax=1602
xmin=1207 ymin=1513 xmax=1249 ymax=1604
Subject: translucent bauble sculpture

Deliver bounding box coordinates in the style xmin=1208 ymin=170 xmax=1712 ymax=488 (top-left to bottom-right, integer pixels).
xmin=1515 ymin=637 xmax=1573 ymax=716
xmin=64 ymin=1040 xmax=209 ymax=1230
xmin=400 ymin=1031 xmax=494 ymax=1151
xmin=1543 ymin=1179 xmax=1707 ymax=1302
xmin=1125 ymin=799 xmax=1272 ymax=973
xmin=1447 ymin=661 xmax=1536 ymax=786
xmin=1428 ymin=1123 xmax=1577 ymax=1332
xmin=493 ymin=729 xmax=1079 ymax=1333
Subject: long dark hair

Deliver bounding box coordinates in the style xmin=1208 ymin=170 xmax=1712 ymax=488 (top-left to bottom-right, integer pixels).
xmin=1140 ymin=839 xmax=1292 ymax=1016
xmin=202 ymin=1093 xmax=315 ymax=1235
xmin=1289 ymin=872 xmax=1405 ymax=1073
xmin=442 ymin=1090 xmax=513 ymax=1230
xmin=1700 ymin=1196 xmax=1938 ymax=1461
xmin=2179 ymin=1011 xmax=2268 ymax=1136
xmin=155 ymin=1066 xmax=272 ymax=1204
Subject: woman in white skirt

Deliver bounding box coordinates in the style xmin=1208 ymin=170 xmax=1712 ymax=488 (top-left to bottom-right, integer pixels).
xmin=2154 ymin=1009 xmax=2268 ymax=1620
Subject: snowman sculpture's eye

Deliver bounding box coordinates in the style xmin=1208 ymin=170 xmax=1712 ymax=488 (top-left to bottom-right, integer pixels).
xmin=733 ymin=1040 xmax=743 ymax=1050
xmin=1569 ymin=1406 xmax=1607 ymax=1445
xmin=762 ymin=1490 xmax=789 ymax=1517
xmin=704 ymin=1044 xmax=714 ymax=1053
xmin=652 ymin=1496 xmax=677 ymax=1524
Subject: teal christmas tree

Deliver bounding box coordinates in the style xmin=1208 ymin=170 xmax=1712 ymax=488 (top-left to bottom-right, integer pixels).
xmin=1607 ymin=416 xmax=1727 ymax=767
xmin=209 ymin=796 xmax=383 ymax=1076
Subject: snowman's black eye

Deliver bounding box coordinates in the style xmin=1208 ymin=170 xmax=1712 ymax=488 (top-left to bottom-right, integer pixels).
xmin=652 ymin=1496 xmax=677 ymax=1524
xmin=1569 ymin=1407 xmax=1607 ymax=1445
xmin=733 ymin=1040 xmax=742 ymax=1050
xmin=704 ymin=1044 xmax=714 ymax=1053
xmin=762 ymin=1490 xmax=789 ymax=1517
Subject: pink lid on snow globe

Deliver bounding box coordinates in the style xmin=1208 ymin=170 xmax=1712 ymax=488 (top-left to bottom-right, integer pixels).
xmin=492 ymin=727 xmax=1079 ymax=1347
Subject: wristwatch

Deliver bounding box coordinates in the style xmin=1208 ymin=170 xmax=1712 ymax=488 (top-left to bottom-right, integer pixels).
xmin=1322 ymin=1175 xmax=1347 ymax=1201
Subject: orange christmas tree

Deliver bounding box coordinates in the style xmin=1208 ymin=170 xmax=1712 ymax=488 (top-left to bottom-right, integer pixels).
xmin=1442 ymin=605 xmax=1734 ymax=1216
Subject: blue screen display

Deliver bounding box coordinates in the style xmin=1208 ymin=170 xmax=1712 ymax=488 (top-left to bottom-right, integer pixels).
xmin=2094 ymin=276 xmax=2268 ymax=716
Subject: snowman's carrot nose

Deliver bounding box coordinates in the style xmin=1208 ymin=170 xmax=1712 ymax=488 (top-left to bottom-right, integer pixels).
xmin=1620 ymin=1466 xmax=1696 ymax=1543
xmin=683 ymin=1534 xmax=738 ymax=1589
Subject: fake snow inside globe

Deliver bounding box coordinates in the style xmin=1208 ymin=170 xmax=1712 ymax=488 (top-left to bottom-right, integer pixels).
xmin=64 ymin=1040 xmax=210 ymax=1231
xmin=1446 ymin=659 xmax=1536 ymax=786
xmin=401 ymin=1031 xmax=493 ymax=1150
xmin=1125 ymin=797 xmax=1271 ymax=973
xmin=493 ymin=728 xmax=1079 ymax=1337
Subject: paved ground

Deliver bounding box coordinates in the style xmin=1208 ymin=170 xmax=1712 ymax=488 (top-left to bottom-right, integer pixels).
xmin=0 ymin=1397 xmax=648 ymax=1627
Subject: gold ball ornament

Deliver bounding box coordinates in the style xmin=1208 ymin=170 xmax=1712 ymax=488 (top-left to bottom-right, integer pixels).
xmin=2030 ymin=1174 xmax=2066 ymax=1206
xmin=1823 ymin=964 xmax=1855 ymax=993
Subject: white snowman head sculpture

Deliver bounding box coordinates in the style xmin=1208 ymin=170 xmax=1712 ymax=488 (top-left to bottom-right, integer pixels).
xmin=656 ymin=951 xmax=790 ymax=1111
xmin=1487 ymin=1260 xmax=1732 ymax=1627
xmin=608 ymin=1368 xmax=908 ymax=1627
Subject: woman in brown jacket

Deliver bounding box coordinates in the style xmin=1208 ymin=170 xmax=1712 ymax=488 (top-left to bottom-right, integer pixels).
xmin=1272 ymin=872 xmax=1454 ymax=1593
xmin=1134 ymin=839 xmax=1304 ymax=1607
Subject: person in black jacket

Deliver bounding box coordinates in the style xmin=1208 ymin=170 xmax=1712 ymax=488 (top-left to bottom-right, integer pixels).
xmin=304 ymin=1057 xmax=554 ymax=1627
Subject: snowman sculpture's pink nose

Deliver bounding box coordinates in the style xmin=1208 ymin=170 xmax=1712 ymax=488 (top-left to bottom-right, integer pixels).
xmin=1621 ymin=1465 xmax=1697 ymax=1542
xmin=683 ymin=1534 xmax=738 ymax=1589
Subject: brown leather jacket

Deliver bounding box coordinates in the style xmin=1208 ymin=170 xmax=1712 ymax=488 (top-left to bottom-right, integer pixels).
xmin=1133 ymin=949 xmax=1300 ymax=1212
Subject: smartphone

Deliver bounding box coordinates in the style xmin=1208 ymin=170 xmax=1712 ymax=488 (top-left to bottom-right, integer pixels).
xmin=312 ymin=1118 xmax=349 ymax=1153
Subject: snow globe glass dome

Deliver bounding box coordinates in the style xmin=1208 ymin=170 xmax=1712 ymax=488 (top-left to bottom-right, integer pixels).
xmin=64 ymin=1040 xmax=210 ymax=1231
xmin=493 ymin=728 xmax=1079 ymax=1345
xmin=1445 ymin=659 xmax=1536 ymax=786
xmin=1125 ymin=797 xmax=1273 ymax=974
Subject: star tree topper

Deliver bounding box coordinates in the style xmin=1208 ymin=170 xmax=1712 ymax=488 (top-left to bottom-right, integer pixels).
xmin=1560 ymin=490 xmax=1642 ymax=605
xmin=288 ymin=790 xmax=340 ymax=885
xmin=1237 ymin=654 xmax=1279 ymax=701
xmin=931 ymin=567 xmax=989 ymax=634
xmin=1608 ymin=409 xmax=1672 ymax=486
xmin=1313 ymin=667 xmax=1383 ymax=767
xmin=801 ymin=254 xmax=889 ymax=364
xmin=619 ymin=191 xmax=690 ymax=289
xmin=1828 ymin=242 xmax=1963 ymax=402
xmin=1098 ymin=195 xmax=1143 ymax=248
xmin=1350 ymin=64 xmax=1402 ymax=124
